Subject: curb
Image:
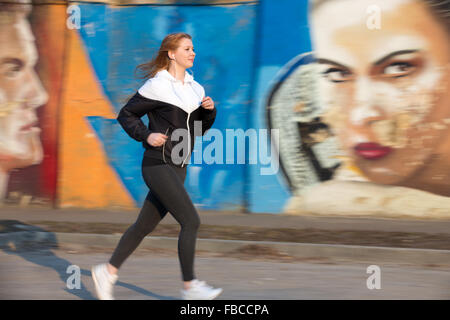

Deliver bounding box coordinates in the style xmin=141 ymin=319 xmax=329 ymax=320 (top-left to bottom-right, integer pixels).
xmin=1 ymin=231 xmax=449 ymax=266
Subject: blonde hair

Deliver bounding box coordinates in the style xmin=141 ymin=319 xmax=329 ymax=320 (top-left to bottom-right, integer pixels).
xmin=135 ymin=32 xmax=192 ymax=80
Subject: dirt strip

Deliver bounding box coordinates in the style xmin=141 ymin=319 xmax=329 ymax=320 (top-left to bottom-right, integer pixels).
xmin=1 ymin=220 xmax=449 ymax=250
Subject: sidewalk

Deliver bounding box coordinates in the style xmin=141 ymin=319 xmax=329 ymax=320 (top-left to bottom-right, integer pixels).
xmin=1 ymin=205 xmax=450 ymax=266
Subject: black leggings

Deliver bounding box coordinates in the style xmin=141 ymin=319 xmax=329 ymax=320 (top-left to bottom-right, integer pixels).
xmin=109 ymin=163 xmax=200 ymax=282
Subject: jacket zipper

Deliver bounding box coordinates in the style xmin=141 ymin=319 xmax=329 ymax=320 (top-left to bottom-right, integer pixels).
xmin=162 ymin=127 xmax=169 ymax=164
xmin=169 ymin=79 xmax=201 ymax=168
xmin=181 ymin=112 xmax=191 ymax=167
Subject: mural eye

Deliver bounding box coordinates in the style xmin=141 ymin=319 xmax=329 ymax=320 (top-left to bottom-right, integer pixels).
xmin=322 ymin=68 xmax=352 ymax=83
xmin=1 ymin=64 xmax=22 ymax=79
xmin=383 ymin=62 xmax=415 ymax=77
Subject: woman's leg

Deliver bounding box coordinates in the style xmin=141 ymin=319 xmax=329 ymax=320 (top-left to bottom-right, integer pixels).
xmin=92 ymin=165 xmax=170 ymax=300
xmin=141 ymin=164 xmax=200 ymax=282
xmin=109 ymin=189 xmax=168 ymax=270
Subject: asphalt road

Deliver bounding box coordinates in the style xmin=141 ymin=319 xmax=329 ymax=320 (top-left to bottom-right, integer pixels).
xmin=0 ymin=246 xmax=448 ymax=300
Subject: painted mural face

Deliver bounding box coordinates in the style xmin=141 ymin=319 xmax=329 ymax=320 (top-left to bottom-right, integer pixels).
xmin=312 ymin=0 xmax=450 ymax=196
xmin=0 ymin=11 xmax=48 ymax=171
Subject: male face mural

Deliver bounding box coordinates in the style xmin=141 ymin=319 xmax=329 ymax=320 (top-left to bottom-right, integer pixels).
xmin=0 ymin=3 xmax=48 ymax=198
xmin=311 ymin=0 xmax=450 ymax=196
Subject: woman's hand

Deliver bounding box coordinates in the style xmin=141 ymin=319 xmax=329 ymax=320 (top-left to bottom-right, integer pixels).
xmin=147 ymin=132 xmax=168 ymax=147
xmin=201 ymin=96 xmax=215 ymax=110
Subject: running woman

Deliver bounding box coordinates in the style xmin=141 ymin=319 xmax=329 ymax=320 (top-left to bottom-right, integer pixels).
xmin=91 ymin=33 xmax=222 ymax=300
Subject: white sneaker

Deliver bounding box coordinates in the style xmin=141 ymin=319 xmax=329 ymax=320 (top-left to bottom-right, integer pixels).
xmin=181 ymin=279 xmax=223 ymax=300
xmin=91 ymin=263 xmax=118 ymax=300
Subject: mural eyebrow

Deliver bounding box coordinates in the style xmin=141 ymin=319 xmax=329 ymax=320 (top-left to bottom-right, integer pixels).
xmin=316 ymin=58 xmax=351 ymax=71
xmin=373 ymin=49 xmax=419 ymax=66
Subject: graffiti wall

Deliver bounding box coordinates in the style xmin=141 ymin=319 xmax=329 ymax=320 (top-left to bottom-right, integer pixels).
xmin=254 ymin=0 xmax=450 ymax=217
xmin=0 ymin=1 xmax=61 ymax=206
xmin=1 ymin=0 xmax=449 ymax=218
xmin=1 ymin=0 xmax=256 ymax=211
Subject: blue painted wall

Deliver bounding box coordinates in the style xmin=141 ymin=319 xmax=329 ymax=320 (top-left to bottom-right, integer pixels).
xmin=248 ymin=0 xmax=312 ymax=213
xmin=77 ymin=1 xmax=312 ymax=213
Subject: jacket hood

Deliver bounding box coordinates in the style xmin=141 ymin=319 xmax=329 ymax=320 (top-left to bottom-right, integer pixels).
xmin=156 ymin=69 xmax=194 ymax=83
xmin=138 ymin=69 xmax=205 ymax=114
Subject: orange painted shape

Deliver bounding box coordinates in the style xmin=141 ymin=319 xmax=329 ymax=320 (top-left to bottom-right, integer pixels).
xmin=58 ymin=27 xmax=136 ymax=209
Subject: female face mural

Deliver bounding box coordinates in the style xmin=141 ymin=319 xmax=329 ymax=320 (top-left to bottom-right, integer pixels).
xmin=0 ymin=4 xmax=48 ymax=199
xmin=311 ymin=0 xmax=450 ymax=196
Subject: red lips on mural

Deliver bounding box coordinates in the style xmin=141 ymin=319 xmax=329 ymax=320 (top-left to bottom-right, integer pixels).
xmin=354 ymin=142 xmax=392 ymax=160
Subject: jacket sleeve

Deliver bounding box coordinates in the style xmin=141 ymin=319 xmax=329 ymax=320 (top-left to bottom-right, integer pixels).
xmin=200 ymin=106 xmax=217 ymax=135
xmin=117 ymin=92 xmax=155 ymax=142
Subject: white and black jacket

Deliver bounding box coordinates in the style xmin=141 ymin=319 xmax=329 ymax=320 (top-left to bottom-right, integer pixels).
xmin=117 ymin=70 xmax=217 ymax=167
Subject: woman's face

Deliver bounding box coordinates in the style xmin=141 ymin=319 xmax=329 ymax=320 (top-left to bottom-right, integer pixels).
xmin=312 ymin=0 xmax=450 ymax=187
xmin=0 ymin=13 xmax=48 ymax=170
xmin=170 ymin=38 xmax=196 ymax=70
